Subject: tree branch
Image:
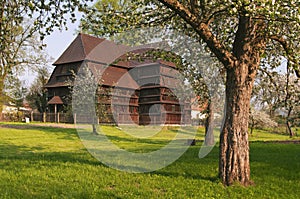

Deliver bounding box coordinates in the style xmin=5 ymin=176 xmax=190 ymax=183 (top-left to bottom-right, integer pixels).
xmin=157 ymin=0 xmax=236 ymax=68
xmin=206 ymin=7 xmax=228 ymax=25
xmin=269 ymin=35 xmax=300 ymax=77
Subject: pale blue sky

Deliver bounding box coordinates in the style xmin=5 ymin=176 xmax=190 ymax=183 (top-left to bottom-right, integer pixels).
xmin=44 ymin=21 xmax=80 ymax=62
xmin=21 ymin=16 xmax=81 ymax=86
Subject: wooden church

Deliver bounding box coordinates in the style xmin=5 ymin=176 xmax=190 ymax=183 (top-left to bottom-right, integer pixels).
xmin=45 ymin=33 xmax=191 ymax=125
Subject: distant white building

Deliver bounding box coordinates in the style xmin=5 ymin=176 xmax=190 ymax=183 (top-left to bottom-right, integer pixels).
xmin=2 ymin=101 xmax=32 ymax=114
xmin=190 ymin=97 xmax=206 ymax=120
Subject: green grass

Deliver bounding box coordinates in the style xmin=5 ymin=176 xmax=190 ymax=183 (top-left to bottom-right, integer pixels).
xmin=0 ymin=122 xmax=300 ymax=198
xmin=249 ymin=127 xmax=300 ymax=141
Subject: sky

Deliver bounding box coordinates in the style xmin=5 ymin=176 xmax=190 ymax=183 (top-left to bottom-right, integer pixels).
xmin=44 ymin=21 xmax=80 ymax=62
xmin=21 ymin=16 xmax=81 ymax=87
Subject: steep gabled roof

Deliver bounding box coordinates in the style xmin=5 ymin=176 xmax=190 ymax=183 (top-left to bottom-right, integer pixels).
xmin=48 ymin=96 xmax=64 ymax=105
xmin=54 ymin=33 xmax=105 ymax=65
xmin=54 ymin=33 xmax=130 ymax=65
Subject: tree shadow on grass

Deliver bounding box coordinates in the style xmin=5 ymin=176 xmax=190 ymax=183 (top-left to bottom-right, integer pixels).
xmin=80 ymin=131 xmax=203 ymax=148
xmin=249 ymin=141 xmax=300 ymax=181
xmin=0 ymin=124 xmax=221 ymax=184
xmin=0 ymin=142 xmax=105 ymax=170
xmin=105 ymin=134 xmax=170 ymax=145
xmin=154 ymin=169 xmax=220 ymax=183
xmin=152 ymin=148 xmax=220 ymax=183
xmin=154 ymin=142 xmax=300 ymax=184
xmin=0 ymin=140 xmax=223 ymax=184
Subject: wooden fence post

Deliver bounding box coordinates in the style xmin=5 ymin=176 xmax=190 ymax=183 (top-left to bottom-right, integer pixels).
xmin=73 ymin=113 xmax=76 ymax=125
xmin=43 ymin=112 xmax=46 ymax=123
xmin=31 ymin=111 xmax=34 ymax=122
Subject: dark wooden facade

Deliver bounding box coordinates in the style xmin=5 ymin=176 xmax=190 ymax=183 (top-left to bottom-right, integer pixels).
xmin=45 ymin=62 xmax=79 ymax=113
xmin=45 ymin=33 xmax=191 ymax=125
xmin=97 ymin=85 xmax=140 ymax=124
xmin=130 ymin=62 xmax=191 ymax=125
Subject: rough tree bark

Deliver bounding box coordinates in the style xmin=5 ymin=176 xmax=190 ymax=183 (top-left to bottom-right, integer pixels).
xmin=218 ymin=15 xmax=265 ymax=186
xmin=219 ymin=65 xmax=254 ymax=186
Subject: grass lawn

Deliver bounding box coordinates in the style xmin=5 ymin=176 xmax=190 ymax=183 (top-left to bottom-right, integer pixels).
xmin=0 ymin=122 xmax=299 ymax=198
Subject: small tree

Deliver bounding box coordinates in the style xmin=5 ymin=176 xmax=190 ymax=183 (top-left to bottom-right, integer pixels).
xmin=72 ymin=63 xmax=110 ymax=134
xmin=26 ymin=67 xmax=50 ymax=113
xmin=249 ymin=109 xmax=278 ymax=134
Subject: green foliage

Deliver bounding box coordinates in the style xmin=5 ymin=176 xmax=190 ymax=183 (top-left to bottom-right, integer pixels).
xmin=4 ymin=75 xmax=27 ymax=109
xmin=2 ymin=111 xmax=25 ymax=122
xmin=0 ymin=0 xmax=90 ymax=116
xmin=80 ymin=0 xmax=300 ymax=77
xmin=80 ymin=0 xmax=138 ymax=38
xmin=80 ymin=0 xmax=299 ymax=127
xmin=26 ymin=67 xmax=50 ymax=113
xmin=0 ymin=123 xmax=299 ymax=198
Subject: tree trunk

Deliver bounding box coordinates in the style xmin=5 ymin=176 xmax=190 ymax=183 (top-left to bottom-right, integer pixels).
xmin=249 ymin=114 xmax=254 ymax=135
xmin=0 ymin=104 xmax=3 ymax=121
xmin=286 ymin=107 xmax=294 ymax=137
xmin=219 ymin=66 xmax=255 ymax=186
xmin=204 ymin=101 xmax=214 ymax=146
xmin=92 ymin=124 xmax=99 ymax=135
xmin=286 ymin=121 xmax=294 ymax=137
xmin=92 ymin=114 xmax=99 ymax=135
xmin=0 ymin=80 xmax=4 ymax=121
xmin=269 ymin=107 xmax=275 ymax=118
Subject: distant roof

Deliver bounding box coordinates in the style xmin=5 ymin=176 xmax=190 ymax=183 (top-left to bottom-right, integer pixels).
xmin=48 ymin=96 xmax=64 ymax=105
xmin=54 ymin=33 xmax=130 ymax=65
